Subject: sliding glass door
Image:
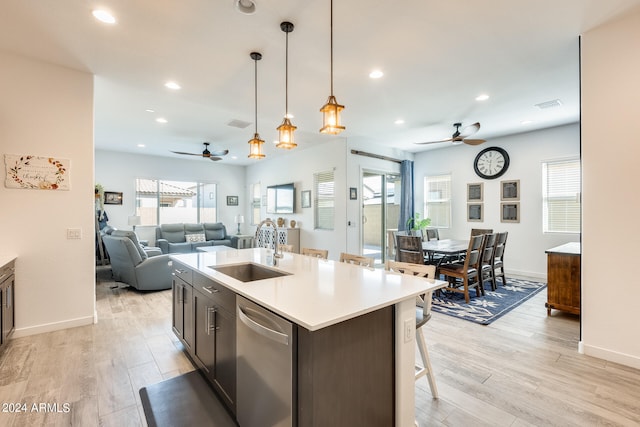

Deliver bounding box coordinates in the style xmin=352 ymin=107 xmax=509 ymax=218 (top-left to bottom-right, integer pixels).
xmin=361 ymin=171 xmax=401 ymax=266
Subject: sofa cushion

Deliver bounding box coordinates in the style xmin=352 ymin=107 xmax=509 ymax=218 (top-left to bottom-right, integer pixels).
xmin=185 ymin=223 xmax=205 ymax=234
xmin=203 ymin=223 xmax=226 ymax=241
xmin=160 ymin=224 xmax=186 ymax=243
xmin=186 ymin=233 xmax=206 ymax=243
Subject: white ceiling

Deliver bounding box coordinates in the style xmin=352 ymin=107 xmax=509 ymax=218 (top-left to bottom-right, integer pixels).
xmin=2 ymin=0 xmax=639 ymax=165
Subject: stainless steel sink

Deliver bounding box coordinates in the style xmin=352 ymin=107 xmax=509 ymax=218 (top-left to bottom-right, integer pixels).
xmin=210 ymin=263 xmax=290 ymax=283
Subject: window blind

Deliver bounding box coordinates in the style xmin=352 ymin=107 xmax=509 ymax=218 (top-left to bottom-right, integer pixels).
xmin=314 ymin=170 xmax=335 ymax=230
xmin=424 ymin=174 xmax=451 ymax=228
xmin=542 ymin=159 xmax=581 ymax=233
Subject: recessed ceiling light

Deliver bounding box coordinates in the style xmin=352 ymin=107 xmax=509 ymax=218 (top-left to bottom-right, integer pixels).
xmin=475 ymin=94 xmax=490 ymax=101
xmin=369 ymin=70 xmax=384 ymax=79
xmin=521 ymin=120 xmax=533 ymax=125
xmin=164 ymin=81 xmax=181 ymax=90
xmin=394 ymin=119 xmax=405 ymax=125
xmin=231 ymin=155 xmax=238 ymax=160
xmin=92 ymin=10 xmax=116 ymax=24
xmin=137 ymin=144 xmax=146 ymax=148
xmin=145 ymin=109 xmax=155 ymax=113
xmin=235 ymin=0 xmax=256 ymax=14
xmin=156 ymin=117 xmax=168 ymax=123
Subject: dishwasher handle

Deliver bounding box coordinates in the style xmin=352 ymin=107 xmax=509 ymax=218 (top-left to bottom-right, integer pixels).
xmin=238 ymin=306 xmax=290 ymax=346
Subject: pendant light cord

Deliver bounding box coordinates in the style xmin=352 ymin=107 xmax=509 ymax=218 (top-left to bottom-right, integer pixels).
xmin=330 ymin=0 xmax=334 ymax=96
xmin=254 ymin=57 xmax=258 ymax=133
xmin=285 ymin=30 xmax=289 ymax=116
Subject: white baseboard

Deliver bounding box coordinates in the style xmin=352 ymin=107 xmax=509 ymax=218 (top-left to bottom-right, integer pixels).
xmin=582 ymin=343 xmax=640 ymax=370
xmin=11 ymin=315 xmax=94 ymax=339
xmin=507 ymin=269 xmax=547 ymax=282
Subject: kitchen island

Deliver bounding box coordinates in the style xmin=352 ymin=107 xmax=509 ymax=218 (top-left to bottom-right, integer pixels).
xmin=171 ymin=248 xmax=446 ymax=427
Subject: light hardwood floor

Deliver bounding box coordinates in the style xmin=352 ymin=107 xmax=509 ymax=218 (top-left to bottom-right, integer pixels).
xmin=1 ymin=268 xmax=639 ymax=426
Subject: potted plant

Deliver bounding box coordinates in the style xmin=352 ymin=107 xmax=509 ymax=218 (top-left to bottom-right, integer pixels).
xmin=406 ymin=213 xmax=431 ymax=237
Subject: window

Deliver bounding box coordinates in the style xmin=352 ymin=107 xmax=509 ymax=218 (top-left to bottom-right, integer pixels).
xmin=314 ymin=170 xmax=335 ymax=230
xmin=250 ymin=183 xmax=261 ymax=225
xmin=424 ymin=174 xmax=451 ymax=228
xmin=136 ymin=179 xmax=217 ymax=225
xmin=543 ymin=159 xmax=581 ymax=233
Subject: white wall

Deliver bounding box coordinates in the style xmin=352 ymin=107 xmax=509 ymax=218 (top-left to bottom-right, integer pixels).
xmin=581 ymin=7 xmax=640 ymax=368
xmin=95 ymin=150 xmax=246 ymax=234
xmin=414 ymin=123 xmax=580 ymax=279
xmin=245 ymin=140 xmax=348 ymax=260
xmin=0 ymin=51 xmax=95 ymax=336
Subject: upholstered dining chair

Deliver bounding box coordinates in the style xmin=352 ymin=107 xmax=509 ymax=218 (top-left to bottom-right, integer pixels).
xmin=277 ymin=244 xmax=294 ymax=253
xmin=301 ymin=247 xmax=329 ymax=259
xmin=492 ymin=232 xmax=509 ymax=287
xmin=479 ymin=233 xmax=498 ymax=291
xmin=438 ymin=234 xmax=485 ymax=303
xmin=424 ymin=228 xmax=440 ymax=241
xmin=339 ymin=252 xmax=374 ymax=267
xmin=395 ymin=235 xmax=425 ymax=264
xmin=385 ymin=261 xmax=439 ymax=398
xmin=470 ymin=228 xmax=493 ymax=237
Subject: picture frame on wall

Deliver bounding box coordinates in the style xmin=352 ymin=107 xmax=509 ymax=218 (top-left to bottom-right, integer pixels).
xmin=226 ymin=195 xmax=239 ymax=206
xmin=467 ymin=183 xmax=484 ymax=202
xmin=301 ymin=190 xmax=311 ymax=208
xmin=501 ymin=202 xmax=520 ymax=223
xmin=104 ymin=191 xmax=123 ymax=205
xmin=467 ymin=203 xmax=483 ymax=222
xmin=501 ymin=179 xmax=520 ymax=201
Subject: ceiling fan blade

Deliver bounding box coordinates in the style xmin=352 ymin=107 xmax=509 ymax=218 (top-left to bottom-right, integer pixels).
xmin=414 ymin=137 xmax=454 ymax=145
xmin=459 ymin=122 xmax=480 ymax=138
xmin=209 ymin=149 xmax=229 ymax=156
xmin=170 ymin=151 xmax=201 ymax=156
xmin=209 ymin=156 xmax=222 ymax=161
xmin=463 ymin=138 xmax=486 ymax=146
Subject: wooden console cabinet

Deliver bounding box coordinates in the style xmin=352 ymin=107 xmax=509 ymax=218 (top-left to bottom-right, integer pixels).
xmin=545 ymin=242 xmax=580 ymax=315
xmin=0 ymin=258 xmax=16 ymax=350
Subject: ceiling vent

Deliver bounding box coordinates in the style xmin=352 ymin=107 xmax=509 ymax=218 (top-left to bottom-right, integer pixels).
xmin=534 ymin=99 xmax=563 ymax=109
xmin=227 ymin=119 xmax=251 ymax=129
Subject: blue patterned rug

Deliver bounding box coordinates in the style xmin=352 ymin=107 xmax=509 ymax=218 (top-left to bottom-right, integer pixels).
xmin=431 ymin=278 xmax=546 ymax=325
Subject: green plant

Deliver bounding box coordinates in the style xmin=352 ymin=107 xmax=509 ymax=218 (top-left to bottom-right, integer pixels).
xmin=406 ymin=212 xmax=431 ymax=232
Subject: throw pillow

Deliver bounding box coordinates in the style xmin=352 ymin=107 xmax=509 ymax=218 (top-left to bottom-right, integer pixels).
xmin=185 ymin=233 xmax=206 ymax=243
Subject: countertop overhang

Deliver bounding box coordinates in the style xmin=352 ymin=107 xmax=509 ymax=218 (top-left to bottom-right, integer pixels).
xmin=171 ymin=248 xmax=446 ymax=331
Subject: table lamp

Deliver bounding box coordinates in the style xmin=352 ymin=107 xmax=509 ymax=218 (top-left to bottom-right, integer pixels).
xmin=128 ymin=215 xmax=141 ymax=230
xmin=234 ymin=215 xmax=245 ymax=235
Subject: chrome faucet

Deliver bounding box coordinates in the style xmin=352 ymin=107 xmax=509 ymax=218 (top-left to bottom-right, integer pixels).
xmin=255 ymin=219 xmax=283 ymax=265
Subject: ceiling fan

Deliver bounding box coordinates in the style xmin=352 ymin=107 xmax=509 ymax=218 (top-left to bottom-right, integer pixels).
xmin=170 ymin=142 xmax=229 ymax=161
xmin=415 ymin=122 xmax=486 ymax=146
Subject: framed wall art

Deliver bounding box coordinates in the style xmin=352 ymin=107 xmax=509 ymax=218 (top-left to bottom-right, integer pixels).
xmin=104 ymin=191 xmax=123 ymax=205
xmin=467 ymin=182 xmax=483 ymax=202
xmin=301 ymin=190 xmax=311 ymax=208
xmin=501 ymin=179 xmax=520 ymax=201
xmin=227 ymin=195 xmax=239 ymax=206
xmin=501 ymin=202 xmax=520 ymax=223
xmin=467 ymin=203 xmax=483 ymax=222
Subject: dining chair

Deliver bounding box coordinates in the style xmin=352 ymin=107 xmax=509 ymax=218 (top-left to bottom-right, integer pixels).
xmin=437 ymin=234 xmax=485 ymax=303
xmin=277 ymin=244 xmax=294 ymax=253
xmin=396 ymin=235 xmax=425 ymax=264
xmin=424 ymin=228 xmax=440 ymax=241
xmin=301 ymin=247 xmax=329 ymax=259
xmin=339 ymin=252 xmax=374 ymax=267
xmin=470 ymin=228 xmax=493 ymax=237
xmin=479 ymin=233 xmax=498 ymax=291
xmin=492 ymin=232 xmax=509 ymax=287
xmin=385 ymin=261 xmax=439 ymax=398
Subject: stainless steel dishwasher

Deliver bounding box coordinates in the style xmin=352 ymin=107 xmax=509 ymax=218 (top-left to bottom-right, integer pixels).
xmin=236 ymin=295 xmax=295 ymax=427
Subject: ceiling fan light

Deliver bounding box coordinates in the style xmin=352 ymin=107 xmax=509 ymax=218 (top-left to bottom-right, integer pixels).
xmin=320 ymin=95 xmax=345 ymax=134
xmin=248 ymin=133 xmax=265 ymax=159
xmin=276 ymin=117 xmax=297 ymax=149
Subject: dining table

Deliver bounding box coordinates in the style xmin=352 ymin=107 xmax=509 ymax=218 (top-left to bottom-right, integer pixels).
xmin=422 ymin=239 xmax=469 ymax=265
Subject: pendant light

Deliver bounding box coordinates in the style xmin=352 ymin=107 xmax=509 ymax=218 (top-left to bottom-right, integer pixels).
xmin=319 ymin=0 xmax=345 ymax=134
xmin=248 ymin=52 xmax=265 ymax=159
xmin=276 ymin=21 xmax=297 ymax=150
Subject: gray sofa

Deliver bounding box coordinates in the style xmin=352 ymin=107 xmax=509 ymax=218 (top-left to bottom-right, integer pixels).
xmin=155 ymin=223 xmax=235 ymax=254
xmin=102 ymin=230 xmax=172 ymax=291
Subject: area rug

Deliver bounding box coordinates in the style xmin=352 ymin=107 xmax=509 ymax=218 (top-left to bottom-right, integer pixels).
xmin=431 ymin=278 xmax=546 ymax=325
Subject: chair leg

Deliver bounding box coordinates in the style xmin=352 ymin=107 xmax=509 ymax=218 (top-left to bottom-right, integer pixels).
xmin=463 ymin=278 xmax=470 ymax=303
xmin=415 ymin=327 xmax=438 ymax=398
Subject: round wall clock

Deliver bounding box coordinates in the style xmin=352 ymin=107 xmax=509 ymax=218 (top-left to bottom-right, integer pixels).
xmin=473 ymin=146 xmax=510 ymax=179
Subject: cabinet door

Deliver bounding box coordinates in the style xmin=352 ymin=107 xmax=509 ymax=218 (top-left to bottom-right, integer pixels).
xmin=193 ymin=290 xmax=216 ymax=380
xmin=2 ymin=277 xmax=14 ymax=341
xmin=213 ymin=306 xmax=236 ymax=412
xmin=172 ymin=278 xmax=193 ymax=350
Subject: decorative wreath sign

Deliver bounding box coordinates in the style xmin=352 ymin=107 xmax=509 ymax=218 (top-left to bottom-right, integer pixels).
xmin=4 ymin=154 xmax=70 ymax=190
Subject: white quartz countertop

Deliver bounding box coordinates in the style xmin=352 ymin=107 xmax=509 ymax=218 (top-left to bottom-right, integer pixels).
xmin=171 ymin=248 xmax=447 ymax=331
xmin=0 ymin=254 xmax=17 ymax=267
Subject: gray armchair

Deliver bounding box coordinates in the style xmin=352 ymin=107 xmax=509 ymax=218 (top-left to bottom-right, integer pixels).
xmin=102 ymin=232 xmax=172 ymax=291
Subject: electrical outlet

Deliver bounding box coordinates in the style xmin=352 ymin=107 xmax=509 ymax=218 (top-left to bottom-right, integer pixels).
xmin=404 ymin=318 xmax=413 ymax=343
xmin=67 ymin=228 xmax=82 ymax=239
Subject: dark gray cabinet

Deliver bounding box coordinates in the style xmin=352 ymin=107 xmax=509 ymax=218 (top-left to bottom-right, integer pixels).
xmin=0 ymin=259 xmax=15 ymax=349
xmin=172 ymin=261 xmax=193 ymax=350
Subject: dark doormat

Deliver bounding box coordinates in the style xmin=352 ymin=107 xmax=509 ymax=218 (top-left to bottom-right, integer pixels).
xmin=139 ymin=370 xmax=237 ymax=427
